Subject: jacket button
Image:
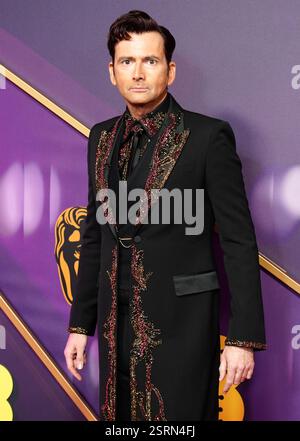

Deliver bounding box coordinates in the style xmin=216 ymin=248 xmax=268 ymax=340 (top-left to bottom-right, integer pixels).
xmin=134 ymin=235 xmax=141 ymax=243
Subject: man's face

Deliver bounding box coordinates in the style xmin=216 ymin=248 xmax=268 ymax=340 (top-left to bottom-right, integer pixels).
xmin=109 ymin=31 xmax=176 ymax=106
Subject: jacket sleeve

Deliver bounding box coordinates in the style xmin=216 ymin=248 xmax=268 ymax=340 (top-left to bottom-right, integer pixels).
xmin=67 ymin=124 xmax=101 ymax=336
xmin=205 ymin=120 xmax=267 ymax=351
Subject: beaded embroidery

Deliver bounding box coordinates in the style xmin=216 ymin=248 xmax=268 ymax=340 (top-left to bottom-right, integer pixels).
xmin=119 ymin=111 xmax=168 ymax=182
xmin=136 ymin=113 xmax=190 ymax=225
xmin=101 ymin=245 xmax=118 ymax=421
xmin=95 ymin=119 xmax=121 ymax=226
xmin=95 ymin=111 xmax=190 ymax=229
xmin=225 ymin=338 xmax=267 ymax=350
xmin=68 ymin=326 xmax=89 ymax=335
xmin=123 ymin=111 xmax=166 ymax=139
xmin=118 ymin=125 xmax=145 ymax=180
xmin=129 ymin=243 xmax=166 ymax=421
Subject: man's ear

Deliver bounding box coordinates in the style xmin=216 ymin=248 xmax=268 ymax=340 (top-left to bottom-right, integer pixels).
xmin=167 ymin=61 xmax=176 ymax=87
xmin=108 ymin=61 xmax=117 ymax=86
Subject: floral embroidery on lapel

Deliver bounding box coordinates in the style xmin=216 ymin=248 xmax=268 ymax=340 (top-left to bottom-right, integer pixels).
xmin=135 ymin=112 xmax=191 ymax=226
xmin=95 ymin=111 xmax=190 ymax=230
xmin=95 ymin=118 xmax=121 ymax=227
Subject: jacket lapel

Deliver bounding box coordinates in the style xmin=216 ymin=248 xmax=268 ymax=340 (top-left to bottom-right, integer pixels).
xmin=95 ymin=93 xmax=191 ymax=239
xmin=95 ymin=115 xmax=123 ymax=240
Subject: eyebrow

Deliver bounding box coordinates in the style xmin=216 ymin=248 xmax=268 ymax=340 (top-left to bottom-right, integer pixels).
xmin=117 ymin=55 xmax=160 ymax=62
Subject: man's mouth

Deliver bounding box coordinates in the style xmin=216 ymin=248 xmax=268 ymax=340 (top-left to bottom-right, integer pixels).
xmin=130 ymin=87 xmax=148 ymax=91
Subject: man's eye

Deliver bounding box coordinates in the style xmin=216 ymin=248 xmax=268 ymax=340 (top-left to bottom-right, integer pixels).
xmin=121 ymin=59 xmax=157 ymax=64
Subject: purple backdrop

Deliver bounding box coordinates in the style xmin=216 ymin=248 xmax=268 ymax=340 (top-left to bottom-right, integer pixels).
xmin=1 ymin=0 xmax=299 ymax=421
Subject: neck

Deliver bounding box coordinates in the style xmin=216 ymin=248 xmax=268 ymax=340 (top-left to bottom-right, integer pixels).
xmin=126 ymin=90 xmax=168 ymax=120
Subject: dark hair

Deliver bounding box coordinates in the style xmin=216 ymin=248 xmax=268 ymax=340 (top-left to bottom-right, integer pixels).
xmin=107 ymin=10 xmax=176 ymax=66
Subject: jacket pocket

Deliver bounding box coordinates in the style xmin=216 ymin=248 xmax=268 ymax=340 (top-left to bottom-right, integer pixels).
xmin=173 ymin=270 xmax=220 ymax=296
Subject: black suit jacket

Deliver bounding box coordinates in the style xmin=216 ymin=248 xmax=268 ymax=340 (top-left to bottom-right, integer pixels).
xmin=68 ymin=92 xmax=266 ymax=421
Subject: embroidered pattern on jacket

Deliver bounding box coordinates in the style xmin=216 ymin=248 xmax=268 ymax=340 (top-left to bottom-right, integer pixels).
xmin=225 ymin=338 xmax=267 ymax=350
xmin=101 ymin=245 xmax=118 ymax=421
xmin=68 ymin=326 xmax=89 ymax=335
xmin=135 ymin=113 xmax=190 ymax=225
xmin=95 ymin=118 xmax=121 ymax=226
xmin=118 ymin=111 xmax=167 ymax=181
xmin=118 ymin=125 xmax=145 ymax=180
xmin=130 ymin=243 xmax=166 ymax=421
xmin=95 ymin=112 xmax=190 ymax=229
xmin=123 ymin=111 xmax=166 ymax=138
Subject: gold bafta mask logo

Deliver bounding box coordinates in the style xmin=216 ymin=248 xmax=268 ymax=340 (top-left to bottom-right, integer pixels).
xmin=54 ymin=207 xmax=87 ymax=305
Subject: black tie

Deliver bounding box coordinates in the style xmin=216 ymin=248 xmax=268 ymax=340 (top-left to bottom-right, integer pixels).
xmin=126 ymin=125 xmax=144 ymax=177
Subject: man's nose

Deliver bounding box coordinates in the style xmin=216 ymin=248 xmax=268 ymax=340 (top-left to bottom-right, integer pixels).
xmin=132 ymin=61 xmax=145 ymax=80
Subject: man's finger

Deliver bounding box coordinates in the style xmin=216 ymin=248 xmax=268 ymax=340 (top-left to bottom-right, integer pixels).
xmin=246 ymin=368 xmax=254 ymax=379
xmin=65 ymin=350 xmax=82 ymax=381
xmin=223 ymin=366 xmax=236 ymax=394
xmin=75 ymin=348 xmax=85 ymax=370
xmin=240 ymin=367 xmax=250 ymax=382
xmin=233 ymin=366 xmax=245 ymax=385
xmin=219 ymin=358 xmax=227 ymax=381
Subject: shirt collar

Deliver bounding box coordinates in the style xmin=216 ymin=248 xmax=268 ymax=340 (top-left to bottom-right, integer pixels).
xmin=123 ymin=92 xmax=170 ymax=139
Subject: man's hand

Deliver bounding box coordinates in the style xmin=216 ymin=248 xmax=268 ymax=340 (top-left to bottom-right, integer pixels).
xmin=219 ymin=346 xmax=255 ymax=394
xmin=64 ymin=333 xmax=88 ymax=381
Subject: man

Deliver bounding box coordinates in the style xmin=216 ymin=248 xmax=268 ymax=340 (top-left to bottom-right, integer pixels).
xmin=64 ymin=10 xmax=267 ymax=421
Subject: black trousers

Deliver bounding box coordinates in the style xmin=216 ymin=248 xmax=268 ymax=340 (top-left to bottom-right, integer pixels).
xmin=116 ymin=288 xmax=131 ymax=421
